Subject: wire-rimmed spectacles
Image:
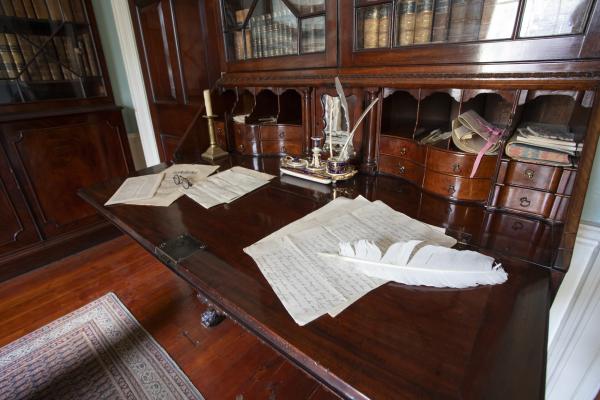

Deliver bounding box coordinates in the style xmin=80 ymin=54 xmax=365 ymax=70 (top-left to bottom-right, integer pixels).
xmin=173 ymin=173 xmax=192 ymax=189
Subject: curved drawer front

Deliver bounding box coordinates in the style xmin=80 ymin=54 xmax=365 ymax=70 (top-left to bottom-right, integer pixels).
xmin=423 ymin=171 xmax=491 ymax=202
xmin=496 ymin=186 xmax=555 ymax=218
xmin=501 ymin=160 xmax=562 ymax=192
xmin=260 ymin=124 xmax=304 ymax=141
xmin=261 ymin=140 xmax=302 ymax=156
xmin=426 ymin=147 xmax=496 ymax=178
xmin=378 ymin=154 xmax=424 ymax=185
xmin=379 ymin=136 xmax=425 ymax=164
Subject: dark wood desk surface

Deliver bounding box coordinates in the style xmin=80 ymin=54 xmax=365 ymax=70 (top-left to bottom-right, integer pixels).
xmin=80 ymin=155 xmax=551 ymax=400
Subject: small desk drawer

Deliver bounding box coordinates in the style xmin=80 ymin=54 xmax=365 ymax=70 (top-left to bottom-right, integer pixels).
xmin=233 ymin=123 xmax=259 ymax=142
xmin=495 ymin=186 xmax=555 ymax=218
xmin=378 ymin=154 xmax=424 ymax=185
xmin=379 ymin=136 xmax=425 ymax=163
xmin=500 ymin=161 xmax=562 ymax=192
xmin=426 ymin=147 xmax=496 ymax=179
xmin=423 ymin=171 xmax=491 ymax=202
xmin=261 ymin=140 xmax=302 ymax=156
xmin=260 ymin=124 xmax=303 ymax=141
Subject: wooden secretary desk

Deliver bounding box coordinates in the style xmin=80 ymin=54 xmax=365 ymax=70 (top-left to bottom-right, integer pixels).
xmin=85 ymin=0 xmax=600 ymax=399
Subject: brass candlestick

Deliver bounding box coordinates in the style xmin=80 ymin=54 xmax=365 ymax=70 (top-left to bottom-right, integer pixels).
xmin=201 ymin=113 xmax=228 ymax=161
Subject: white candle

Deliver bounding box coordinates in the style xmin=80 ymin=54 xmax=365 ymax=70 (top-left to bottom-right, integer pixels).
xmin=203 ymin=89 xmax=213 ymax=116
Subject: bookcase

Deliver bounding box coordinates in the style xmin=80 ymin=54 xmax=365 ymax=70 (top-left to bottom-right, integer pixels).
xmin=0 ymin=0 xmax=106 ymax=105
xmin=341 ymin=0 xmax=600 ymax=66
xmin=219 ymin=0 xmax=337 ymax=71
xmin=0 ymin=0 xmax=133 ymax=281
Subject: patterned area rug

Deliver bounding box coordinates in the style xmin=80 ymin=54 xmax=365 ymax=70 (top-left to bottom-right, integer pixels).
xmin=0 ymin=293 xmax=204 ymax=400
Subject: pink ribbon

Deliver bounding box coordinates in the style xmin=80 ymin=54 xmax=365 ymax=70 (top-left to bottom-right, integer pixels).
xmin=469 ymin=121 xmax=503 ymax=179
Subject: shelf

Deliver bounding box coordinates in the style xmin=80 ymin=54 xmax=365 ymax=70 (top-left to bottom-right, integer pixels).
xmin=0 ymin=16 xmax=88 ymax=37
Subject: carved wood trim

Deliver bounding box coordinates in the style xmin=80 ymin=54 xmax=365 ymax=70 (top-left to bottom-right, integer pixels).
xmin=0 ymin=174 xmax=25 ymax=246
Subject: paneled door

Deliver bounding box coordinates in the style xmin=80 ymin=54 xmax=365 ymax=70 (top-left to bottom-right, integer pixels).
xmin=129 ymin=0 xmax=220 ymax=161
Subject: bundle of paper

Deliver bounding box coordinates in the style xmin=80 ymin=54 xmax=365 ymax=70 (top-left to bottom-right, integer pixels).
xmin=505 ymin=123 xmax=582 ymax=167
xmin=104 ymin=164 xmax=220 ymax=207
xmin=184 ymin=166 xmax=275 ymax=208
xmin=418 ymin=128 xmax=452 ymax=145
xmin=244 ymin=196 xmax=459 ymax=325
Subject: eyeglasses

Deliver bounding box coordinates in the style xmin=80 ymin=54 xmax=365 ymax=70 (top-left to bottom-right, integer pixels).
xmin=173 ymin=174 xmax=192 ymax=189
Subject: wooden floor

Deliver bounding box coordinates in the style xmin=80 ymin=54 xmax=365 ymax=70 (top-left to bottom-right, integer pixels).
xmin=0 ymin=235 xmax=337 ymax=400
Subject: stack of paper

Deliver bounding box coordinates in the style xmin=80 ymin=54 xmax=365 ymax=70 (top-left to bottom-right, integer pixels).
xmin=244 ymin=196 xmax=457 ymax=325
xmin=184 ymin=166 xmax=275 ymax=208
xmin=104 ymin=164 xmax=219 ymax=207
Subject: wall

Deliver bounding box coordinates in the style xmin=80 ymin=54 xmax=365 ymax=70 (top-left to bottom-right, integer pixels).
xmin=92 ymin=0 xmax=138 ymax=134
xmin=582 ymin=144 xmax=600 ymax=225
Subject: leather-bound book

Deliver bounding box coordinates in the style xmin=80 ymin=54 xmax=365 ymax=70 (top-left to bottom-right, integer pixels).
xmin=397 ymin=0 xmax=416 ymax=46
xmin=30 ymin=0 xmax=49 ymax=19
xmin=378 ymin=6 xmax=390 ymax=47
xmin=432 ymin=0 xmax=450 ymax=42
xmin=462 ymin=0 xmax=484 ymax=41
xmin=0 ymin=0 xmax=25 ymax=80
xmin=70 ymin=0 xmax=86 ymax=23
xmin=363 ymin=7 xmax=379 ymax=49
xmin=414 ymin=0 xmax=434 ymax=44
xmin=448 ymin=0 xmax=467 ymax=42
xmin=233 ymin=31 xmax=244 ymax=60
xmin=46 ymin=0 xmax=63 ymax=21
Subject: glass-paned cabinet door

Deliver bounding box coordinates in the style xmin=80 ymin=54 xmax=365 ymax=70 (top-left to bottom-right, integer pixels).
xmin=0 ymin=0 xmax=106 ymax=105
xmin=353 ymin=0 xmax=596 ymax=50
xmin=221 ymin=0 xmax=329 ymax=62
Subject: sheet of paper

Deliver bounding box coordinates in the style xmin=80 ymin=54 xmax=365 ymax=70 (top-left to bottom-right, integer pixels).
xmin=125 ymin=164 xmax=219 ymax=207
xmin=229 ymin=166 xmax=275 ymax=181
xmin=105 ymin=173 xmax=165 ymax=206
xmin=286 ymin=227 xmax=385 ymax=318
xmin=245 ymin=237 xmax=347 ymax=326
xmin=184 ymin=169 xmax=271 ymax=209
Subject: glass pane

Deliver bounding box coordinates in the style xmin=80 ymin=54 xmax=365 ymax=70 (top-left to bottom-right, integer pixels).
xmin=520 ymin=0 xmax=592 ymax=37
xmin=0 ymin=0 xmax=106 ymax=104
xmin=300 ymin=15 xmax=325 ymax=53
xmin=357 ymin=5 xmax=392 ymax=49
xmin=478 ymin=0 xmax=519 ymax=40
xmin=287 ymin=0 xmax=326 ymax=14
xmin=229 ymin=0 xmax=299 ymax=60
xmin=222 ymin=0 xmax=254 ymax=29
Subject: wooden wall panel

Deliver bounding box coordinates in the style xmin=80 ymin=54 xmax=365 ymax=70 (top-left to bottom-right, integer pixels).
xmin=130 ymin=0 xmax=216 ymax=162
xmin=2 ymin=112 xmax=132 ymax=239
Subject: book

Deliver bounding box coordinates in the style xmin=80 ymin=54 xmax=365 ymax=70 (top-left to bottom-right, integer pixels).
xmin=70 ymin=0 xmax=85 ymax=22
xmin=378 ymin=6 xmax=390 ymax=47
xmin=448 ymin=0 xmax=467 ymax=42
xmin=0 ymin=35 xmax=17 ymax=79
xmin=525 ymin=123 xmax=576 ymax=141
xmin=363 ymin=7 xmax=379 ymax=49
xmin=463 ymin=0 xmax=484 ymax=41
xmin=46 ymin=0 xmax=63 ymax=21
xmin=505 ymin=136 xmax=573 ymax=167
xmin=432 ymin=0 xmax=450 ymax=42
xmin=398 ymin=0 xmax=416 ymax=46
xmin=233 ymin=31 xmax=245 ymax=60
xmin=81 ymin=33 xmax=98 ymax=76
xmin=414 ymin=0 xmax=434 ymax=44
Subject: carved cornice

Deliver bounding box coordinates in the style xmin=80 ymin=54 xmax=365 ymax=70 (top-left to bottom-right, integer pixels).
xmin=218 ymin=70 xmax=600 ymax=88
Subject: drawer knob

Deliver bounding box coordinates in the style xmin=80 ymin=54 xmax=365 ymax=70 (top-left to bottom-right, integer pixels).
xmin=448 ymin=185 xmax=456 ymax=195
xmin=400 ymin=147 xmax=407 ymax=156
xmin=239 ymin=144 xmax=245 ymax=152
xmin=452 ymin=163 xmax=461 ymax=173
xmin=398 ymin=165 xmax=406 ymax=174
xmin=524 ymin=169 xmax=535 ymax=180
xmin=520 ymin=197 xmax=531 ymax=207
xmin=512 ymin=221 xmax=524 ymax=230
xmin=279 ymin=131 xmax=285 ymax=139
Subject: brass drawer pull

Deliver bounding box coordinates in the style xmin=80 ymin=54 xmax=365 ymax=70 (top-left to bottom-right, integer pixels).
xmin=520 ymin=197 xmax=531 ymax=207
xmin=279 ymin=131 xmax=285 ymax=139
xmin=281 ymin=145 xmax=286 ymax=153
xmin=399 ymin=147 xmax=407 ymax=156
xmin=524 ymin=169 xmax=535 ymax=180
xmin=512 ymin=221 xmax=524 ymax=230
xmin=239 ymin=144 xmax=245 ymax=152
xmin=452 ymin=163 xmax=461 ymax=173
xmin=398 ymin=165 xmax=406 ymax=174
xmin=448 ymin=185 xmax=456 ymax=195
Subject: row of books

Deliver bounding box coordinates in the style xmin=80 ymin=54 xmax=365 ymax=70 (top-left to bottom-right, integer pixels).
xmin=505 ymin=123 xmax=582 ymax=167
xmin=233 ymin=10 xmax=326 ymax=60
xmin=359 ymin=0 xmax=516 ymax=48
xmin=0 ymin=0 xmax=97 ymax=81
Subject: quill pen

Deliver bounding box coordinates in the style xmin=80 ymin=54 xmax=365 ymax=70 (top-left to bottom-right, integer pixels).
xmin=318 ymin=240 xmax=507 ymax=289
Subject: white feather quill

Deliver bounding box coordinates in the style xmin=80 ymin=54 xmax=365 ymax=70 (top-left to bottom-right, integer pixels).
xmin=322 ymin=240 xmax=507 ymax=289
